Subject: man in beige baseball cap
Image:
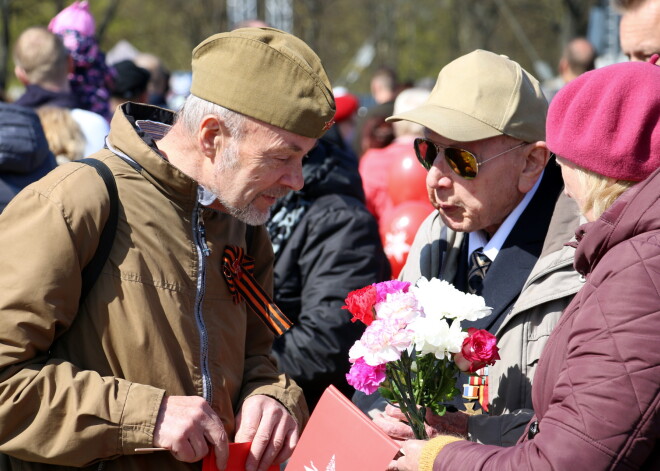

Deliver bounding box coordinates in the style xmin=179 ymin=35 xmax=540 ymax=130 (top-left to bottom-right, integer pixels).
xmin=367 ymin=50 xmax=583 ymax=449
xmin=0 ymin=28 xmax=334 ymax=471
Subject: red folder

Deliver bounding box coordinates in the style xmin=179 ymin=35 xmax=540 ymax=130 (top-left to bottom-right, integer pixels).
xmin=203 ymin=443 xmax=279 ymax=471
xmin=285 ymin=385 xmax=401 ymax=470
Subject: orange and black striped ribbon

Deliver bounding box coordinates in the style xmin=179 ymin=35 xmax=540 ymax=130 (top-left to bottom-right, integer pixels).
xmin=222 ymin=245 xmax=293 ymax=337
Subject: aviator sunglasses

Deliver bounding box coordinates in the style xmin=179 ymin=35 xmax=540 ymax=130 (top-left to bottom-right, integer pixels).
xmin=414 ymin=138 xmax=527 ymax=179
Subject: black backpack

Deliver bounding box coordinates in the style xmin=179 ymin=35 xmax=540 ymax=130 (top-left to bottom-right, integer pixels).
xmin=78 ymin=158 xmax=118 ymax=305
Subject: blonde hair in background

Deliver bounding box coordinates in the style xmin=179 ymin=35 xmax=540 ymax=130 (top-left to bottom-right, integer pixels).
xmin=37 ymin=107 xmax=86 ymax=164
xmin=573 ymin=165 xmax=636 ymax=219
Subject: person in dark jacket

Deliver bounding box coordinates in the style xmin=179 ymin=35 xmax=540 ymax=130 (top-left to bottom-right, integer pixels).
xmin=0 ymin=102 xmax=57 ymax=213
xmin=267 ymin=135 xmax=391 ymax=410
xmin=386 ymin=57 xmax=659 ymax=471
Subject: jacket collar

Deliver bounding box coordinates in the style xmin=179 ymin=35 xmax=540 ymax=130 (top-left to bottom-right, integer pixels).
xmin=107 ymin=102 xmax=198 ymax=205
xmin=471 ymin=164 xmax=564 ymax=329
xmin=15 ymin=84 xmax=79 ymax=109
xmin=574 ymin=166 xmax=660 ymax=276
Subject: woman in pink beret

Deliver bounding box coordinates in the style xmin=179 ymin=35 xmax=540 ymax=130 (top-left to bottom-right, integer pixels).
xmin=385 ymin=55 xmax=660 ymax=471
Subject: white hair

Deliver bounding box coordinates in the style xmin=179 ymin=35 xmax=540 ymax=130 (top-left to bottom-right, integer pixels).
xmin=176 ymin=94 xmax=246 ymax=140
xmin=392 ymin=87 xmax=431 ymax=138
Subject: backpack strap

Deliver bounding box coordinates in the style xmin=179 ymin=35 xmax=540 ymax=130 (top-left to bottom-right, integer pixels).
xmin=78 ymin=159 xmax=118 ymax=305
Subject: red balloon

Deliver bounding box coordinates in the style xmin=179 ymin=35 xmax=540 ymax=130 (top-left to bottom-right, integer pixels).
xmin=380 ymin=200 xmax=435 ymax=278
xmin=387 ymin=153 xmax=429 ymax=206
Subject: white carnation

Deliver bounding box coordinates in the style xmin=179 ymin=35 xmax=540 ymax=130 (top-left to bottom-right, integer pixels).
xmin=408 ymin=315 xmax=467 ymax=360
xmin=411 ymin=277 xmax=492 ymax=322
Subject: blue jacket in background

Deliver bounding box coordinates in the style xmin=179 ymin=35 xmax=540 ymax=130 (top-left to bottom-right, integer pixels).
xmin=0 ymin=102 xmax=57 ymax=213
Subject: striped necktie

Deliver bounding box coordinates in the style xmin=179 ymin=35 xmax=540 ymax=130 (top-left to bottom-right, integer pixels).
xmin=467 ymin=248 xmax=491 ymax=295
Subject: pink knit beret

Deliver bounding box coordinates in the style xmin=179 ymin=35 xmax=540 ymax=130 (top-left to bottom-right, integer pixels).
xmin=547 ymin=56 xmax=660 ymax=182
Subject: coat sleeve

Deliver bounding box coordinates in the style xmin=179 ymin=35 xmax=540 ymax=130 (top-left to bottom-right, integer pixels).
xmin=271 ymin=196 xmax=390 ymax=407
xmin=433 ymin=243 xmax=660 ymax=470
xmin=237 ymin=224 xmax=309 ymax=428
xmin=398 ymin=211 xmax=438 ymax=282
xmin=467 ymin=409 xmax=533 ymax=447
xmin=0 ymin=168 xmax=164 ymax=466
xmin=398 ymin=211 xmax=463 ymax=284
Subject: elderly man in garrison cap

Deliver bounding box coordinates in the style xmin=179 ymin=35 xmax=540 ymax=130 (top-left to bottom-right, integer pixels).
xmin=365 ymin=50 xmax=584 ymax=447
xmin=0 ymin=28 xmax=334 ymax=471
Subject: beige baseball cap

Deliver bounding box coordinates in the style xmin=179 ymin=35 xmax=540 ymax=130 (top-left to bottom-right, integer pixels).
xmin=388 ymin=49 xmax=547 ymax=143
xmin=191 ymin=27 xmax=335 ymax=139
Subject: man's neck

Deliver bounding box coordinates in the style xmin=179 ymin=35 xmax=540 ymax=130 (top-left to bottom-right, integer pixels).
xmin=35 ymin=80 xmax=70 ymax=94
xmin=156 ymin=124 xmax=202 ymax=182
xmin=469 ymin=170 xmax=545 ymax=262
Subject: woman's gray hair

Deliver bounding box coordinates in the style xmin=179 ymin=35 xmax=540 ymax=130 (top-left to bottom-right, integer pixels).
xmin=176 ymin=93 xmax=246 ymax=140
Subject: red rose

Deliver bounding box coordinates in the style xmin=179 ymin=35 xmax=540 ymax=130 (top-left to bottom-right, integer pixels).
xmin=457 ymin=328 xmax=500 ymax=373
xmin=342 ymin=285 xmax=378 ymax=325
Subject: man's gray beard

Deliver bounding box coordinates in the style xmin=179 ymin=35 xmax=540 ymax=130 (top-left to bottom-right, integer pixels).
xmin=212 ymin=141 xmax=274 ymax=226
xmin=218 ymin=197 xmax=272 ymax=226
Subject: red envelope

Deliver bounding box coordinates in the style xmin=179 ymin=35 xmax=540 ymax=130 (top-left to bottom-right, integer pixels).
xmin=202 ymin=443 xmax=280 ymax=471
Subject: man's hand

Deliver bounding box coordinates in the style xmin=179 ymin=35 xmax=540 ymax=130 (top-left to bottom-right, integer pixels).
xmin=374 ymin=404 xmax=469 ymax=440
xmin=234 ymin=394 xmax=299 ymax=471
xmin=153 ymin=395 xmax=228 ymax=467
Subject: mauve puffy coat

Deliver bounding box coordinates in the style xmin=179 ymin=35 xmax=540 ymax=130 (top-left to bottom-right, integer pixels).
xmin=435 ymin=167 xmax=660 ymax=470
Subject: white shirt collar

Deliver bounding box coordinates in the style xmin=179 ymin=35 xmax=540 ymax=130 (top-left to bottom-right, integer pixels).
xmin=468 ymin=170 xmax=544 ymax=263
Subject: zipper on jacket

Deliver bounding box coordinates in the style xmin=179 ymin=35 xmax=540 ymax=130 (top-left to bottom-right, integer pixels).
xmin=193 ymin=206 xmax=213 ymax=403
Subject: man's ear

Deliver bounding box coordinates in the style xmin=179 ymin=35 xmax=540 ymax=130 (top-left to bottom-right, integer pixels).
xmin=198 ymin=115 xmax=229 ymax=161
xmin=15 ymin=66 xmax=29 ymax=86
xmin=518 ymin=142 xmax=551 ymax=193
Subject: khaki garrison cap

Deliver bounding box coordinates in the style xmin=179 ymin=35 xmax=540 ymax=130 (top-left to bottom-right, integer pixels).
xmin=191 ymin=27 xmax=335 ymax=139
xmin=388 ymin=49 xmax=547 ymax=143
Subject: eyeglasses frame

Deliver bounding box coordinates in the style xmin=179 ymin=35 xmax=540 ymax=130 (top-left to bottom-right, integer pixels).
xmin=414 ymin=138 xmax=528 ymax=179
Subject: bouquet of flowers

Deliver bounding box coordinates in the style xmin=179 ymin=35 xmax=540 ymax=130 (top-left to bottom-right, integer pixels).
xmin=343 ymin=277 xmax=500 ymax=440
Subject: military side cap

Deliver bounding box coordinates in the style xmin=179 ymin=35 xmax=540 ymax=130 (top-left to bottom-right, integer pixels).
xmin=191 ymin=27 xmax=335 ymax=139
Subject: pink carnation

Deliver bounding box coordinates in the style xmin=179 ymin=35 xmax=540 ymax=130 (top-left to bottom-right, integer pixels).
xmin=346 ymin=357 xmax=387 ymax=395
xmin=373 ymin=280 xmax=410 ymax=303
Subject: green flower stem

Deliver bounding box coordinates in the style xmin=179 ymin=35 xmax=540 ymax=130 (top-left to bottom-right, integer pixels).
xmin=388 ymin=353 xmax=429 ymax=440
xmin=428 ymin=357 xmax=447 ymax=410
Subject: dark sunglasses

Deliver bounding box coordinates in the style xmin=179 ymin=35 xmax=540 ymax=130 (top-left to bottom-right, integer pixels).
xmin=414 ymin=138 xmax=527 ymax=179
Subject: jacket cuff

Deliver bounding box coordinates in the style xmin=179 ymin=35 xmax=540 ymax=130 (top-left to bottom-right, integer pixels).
xmin=419 ymin=436 xmax=464 ymax=471
xmin=119 ymin=382 xmax=166 ymax=453
xmin=243 ymin=376 xmax=309 ymax=431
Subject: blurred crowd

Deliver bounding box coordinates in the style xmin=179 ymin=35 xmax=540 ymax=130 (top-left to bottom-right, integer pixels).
xmin=0 ymin=2 xmax=625 ymax=273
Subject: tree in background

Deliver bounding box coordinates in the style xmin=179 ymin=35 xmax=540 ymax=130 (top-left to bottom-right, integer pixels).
xmin=0 ymin=0 xmax=598 ymax=100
